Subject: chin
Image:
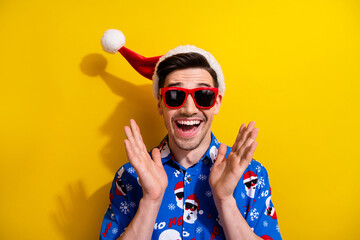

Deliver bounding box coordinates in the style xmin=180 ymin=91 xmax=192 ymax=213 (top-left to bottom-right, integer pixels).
xmin=173 ymin=137 xmax=203 ymax=151
xmin=171 ymin=125 xmax=211 ymax=151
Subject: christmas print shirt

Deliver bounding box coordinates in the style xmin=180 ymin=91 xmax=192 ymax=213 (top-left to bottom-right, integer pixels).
xmin=100 ymin=133 xmax=282 ymax=240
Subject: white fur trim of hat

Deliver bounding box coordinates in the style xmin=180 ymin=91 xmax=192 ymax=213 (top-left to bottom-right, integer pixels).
xmin=152 ymin=45 xmax=225 ymax=98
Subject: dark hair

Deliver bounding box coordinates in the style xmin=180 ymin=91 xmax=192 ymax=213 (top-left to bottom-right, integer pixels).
xmin=157 ymin=52 xmax=218 ymax=89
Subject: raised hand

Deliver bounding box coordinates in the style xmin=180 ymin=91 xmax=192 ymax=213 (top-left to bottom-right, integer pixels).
xmin=209 ymin=121 xmax=258 ymax=202
xmin=124 ymin=119 xmax=168 ymax=202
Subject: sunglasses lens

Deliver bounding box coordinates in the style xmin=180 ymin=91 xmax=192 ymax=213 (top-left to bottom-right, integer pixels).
xmin=164 ymin=90 xmax=186 ymax=107
xmin=175 ymin=192 xmax=184 ymax=199
xmin=185 ymin=202 xmax=197 ymax=211
xmin=194 ymin=89 xmax=215 ymax=107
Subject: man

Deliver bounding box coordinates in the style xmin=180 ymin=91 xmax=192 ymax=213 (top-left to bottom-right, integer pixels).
xmin=99 ymin=29 xmax=282 ymax=240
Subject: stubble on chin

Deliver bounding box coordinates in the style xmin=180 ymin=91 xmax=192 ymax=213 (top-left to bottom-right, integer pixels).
xmin=172 ymin=136 xmax=203 ymax=151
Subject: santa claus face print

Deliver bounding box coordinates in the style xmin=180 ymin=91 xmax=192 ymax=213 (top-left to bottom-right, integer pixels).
xmin=158 ymin=229 xmax=182 ymax=240
xmin=184 ymin=201 xmax=198 ymax=224
xmin=159 ymin=139 xmax=170 ymax=158
xmin=115 ymin=167 xmax=127 ymax=196
xmin=174 ymin=181 xmax=184 ymax=209
xmin=209 ymin=145 xmax=218 ymax=163
xmin=243 ymin=171 xmax=258 ymax=198
xmin=183 ymin=194 xmax=203 ymax=224
xmin=265 ymin=196 xmax=277 ymax=219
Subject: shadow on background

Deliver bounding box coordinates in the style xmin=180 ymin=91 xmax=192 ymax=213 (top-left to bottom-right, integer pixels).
xmin=51 ymin=181 xmax=111 ymax=239
xmin=52 ymin=53 xmax=166 ymax=239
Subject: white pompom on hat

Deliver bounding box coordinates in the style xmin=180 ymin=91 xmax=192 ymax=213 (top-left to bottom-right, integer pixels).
xmin=101 ymin=29 xmax=125 ymax=54
xmin=101 ymin=29 xmax=225 ymax=98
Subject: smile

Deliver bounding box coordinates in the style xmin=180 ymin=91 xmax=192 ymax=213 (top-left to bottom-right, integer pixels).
xmin=174 ymin=119 xmax=202 ymax=137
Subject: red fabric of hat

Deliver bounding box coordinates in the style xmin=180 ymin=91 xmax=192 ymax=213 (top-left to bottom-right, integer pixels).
xmin=119 ymin=47 xmax=162 ymax=80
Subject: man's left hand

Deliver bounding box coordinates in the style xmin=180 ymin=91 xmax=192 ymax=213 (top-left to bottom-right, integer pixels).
xmin=209 ymin=121 xmax=258 ymax=202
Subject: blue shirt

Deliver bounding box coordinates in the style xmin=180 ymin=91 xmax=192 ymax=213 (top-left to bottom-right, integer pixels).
xmin=100 ymin=133 xmax=282 ymax=240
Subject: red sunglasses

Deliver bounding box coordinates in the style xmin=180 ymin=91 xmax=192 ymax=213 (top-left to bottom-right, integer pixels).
xmin=160 ymin=87 xmax=218 ymax=109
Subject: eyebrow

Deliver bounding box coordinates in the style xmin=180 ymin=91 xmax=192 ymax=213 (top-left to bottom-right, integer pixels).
xmin=167 ymin=82 xmax=212 ymax=87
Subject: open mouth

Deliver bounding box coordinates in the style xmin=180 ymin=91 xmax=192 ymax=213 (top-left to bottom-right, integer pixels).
xmin=175 ymin=120 xmax=201 ymax=133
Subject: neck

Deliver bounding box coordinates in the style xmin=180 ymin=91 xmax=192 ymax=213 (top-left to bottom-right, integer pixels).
xmin=168 ymin=132 xmax=212 ymax=169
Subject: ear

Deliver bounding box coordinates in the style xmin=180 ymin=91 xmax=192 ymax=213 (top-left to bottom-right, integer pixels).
xmin=213 ymin=94 xmax=222 ymax=115
xmin=157 ymin=94 xmax=163 ymax=115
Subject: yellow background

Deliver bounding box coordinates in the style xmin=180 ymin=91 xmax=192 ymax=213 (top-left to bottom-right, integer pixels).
xmin=1 ymin=0 xmax=359 ymax=239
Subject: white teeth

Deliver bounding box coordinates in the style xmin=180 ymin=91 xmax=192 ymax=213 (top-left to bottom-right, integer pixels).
xmin=177 ymin=120 xmax=200 ymax=126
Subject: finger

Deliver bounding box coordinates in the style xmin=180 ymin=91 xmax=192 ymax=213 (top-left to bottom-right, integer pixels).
xmin=237 ymin=127 xmax=258 ymax=157
xmin=234 ymin=121 xmax=255 ymax=152
xmin=124 ymin=139 xmax=136 ymax=164
xmin=125 ymin=122 xmax=145 ymax=154
xmin=124 ymin=125 xmax=136 ymax=147
xmin=243 ymin=121 xmax=256 ymax=142
xmin=130 ymin=119 xmax=144 ymax=146
xmin=232 ymin=123 xmax=246 ymax=152
xmin=235 ymin=122 xmax=256 ymax=153
xmin=130 ymin=119 xmax=147 ymax=152
xmin=243 ymin=141 xmax=258 ymax=165
xmin=151 ymin=148 xmax=162 ymax=166
xmin=134 ymin=120 xmax=144 ymax=142
xmin=214 ymin=143 xmax=227 ymax=166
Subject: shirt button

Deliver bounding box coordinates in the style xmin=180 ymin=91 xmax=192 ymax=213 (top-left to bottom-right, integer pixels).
xmin=188 ymin=177 xmax=192 ymax=182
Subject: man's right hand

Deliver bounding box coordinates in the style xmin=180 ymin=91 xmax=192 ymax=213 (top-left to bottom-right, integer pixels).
xmin=124 ymin=119 xmax=168 ymax=203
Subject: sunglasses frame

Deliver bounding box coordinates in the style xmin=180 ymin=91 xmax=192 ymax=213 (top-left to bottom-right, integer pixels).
xmin=160 ymin=87 xmax=219 ymax=109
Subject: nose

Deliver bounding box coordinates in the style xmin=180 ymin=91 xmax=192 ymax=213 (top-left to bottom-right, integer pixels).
xmin=181 ymin=94 xmax=198 ymax=115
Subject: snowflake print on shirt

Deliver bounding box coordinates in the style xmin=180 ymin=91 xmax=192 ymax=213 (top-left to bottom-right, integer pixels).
xmin=168 ymin=203 xmax=176 ymax=211
xmin=185 ymin=172 xmax=192 ymax=185
xmin=196 ymin=227 xmax=203 ymax=233
xmin=119 ymin=201 xmax=130 ymax=215
xmin=257 ymin=177 xmax=265 ymax=189
xmin=112 ymin=228 xmax=118 ymax=235
xmin=205 ymin=190 xmax=212 ymax=198
xmin=241 ymin=192 xmax=246 ymax=199
xmin=126 ymin=184 xmax=133 ymax=192
xmin=250 ymin=208 xmax=259 ymax=221
xmin=198 ymin=174 xmax=207 ymax=181
xmin=127 ymin=167 xmax=135 ymax=174
xmin=174 ymin=170 xmax=181 ymax=178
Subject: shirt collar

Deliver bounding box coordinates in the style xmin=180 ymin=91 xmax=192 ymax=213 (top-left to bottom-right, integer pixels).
xmin=157 ymin=132 xmax=221 ymax=165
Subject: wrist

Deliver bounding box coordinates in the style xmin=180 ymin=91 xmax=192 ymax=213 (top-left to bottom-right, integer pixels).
xmin=140 ymin=195 xmax=164 ymax=209
xmin=213 ymin=195 xmax=237 ymax=209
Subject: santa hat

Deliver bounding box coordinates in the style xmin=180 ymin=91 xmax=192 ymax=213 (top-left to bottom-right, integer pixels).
xmin=101 ymin=29 xmax=225 ymax=98
xmin=174 ymin=181 xmax=184 ymax=194
xmin=243 ymin=171 xmax=258 ymax=183
xmin=185 ymin=194 xmax=203 ymax=214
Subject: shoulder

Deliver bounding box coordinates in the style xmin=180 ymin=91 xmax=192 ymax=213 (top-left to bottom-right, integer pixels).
xmin=247 ymin=159 xmax=268 ymax=176
xmin=109 ymin=163 xmax=142 ymax=206
xmin=242 ymin=159 xmax=270 ymax=188
xmin=111 ymin=163 xmax=139 ymax=185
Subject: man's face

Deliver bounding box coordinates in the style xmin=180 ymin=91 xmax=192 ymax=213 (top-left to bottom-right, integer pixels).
xmin=157 ymin=68 xmax=222 ymax=151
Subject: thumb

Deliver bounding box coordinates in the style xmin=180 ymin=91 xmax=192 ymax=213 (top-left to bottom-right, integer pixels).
xmin=151 ymin=148 xmax=162 ymax=166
